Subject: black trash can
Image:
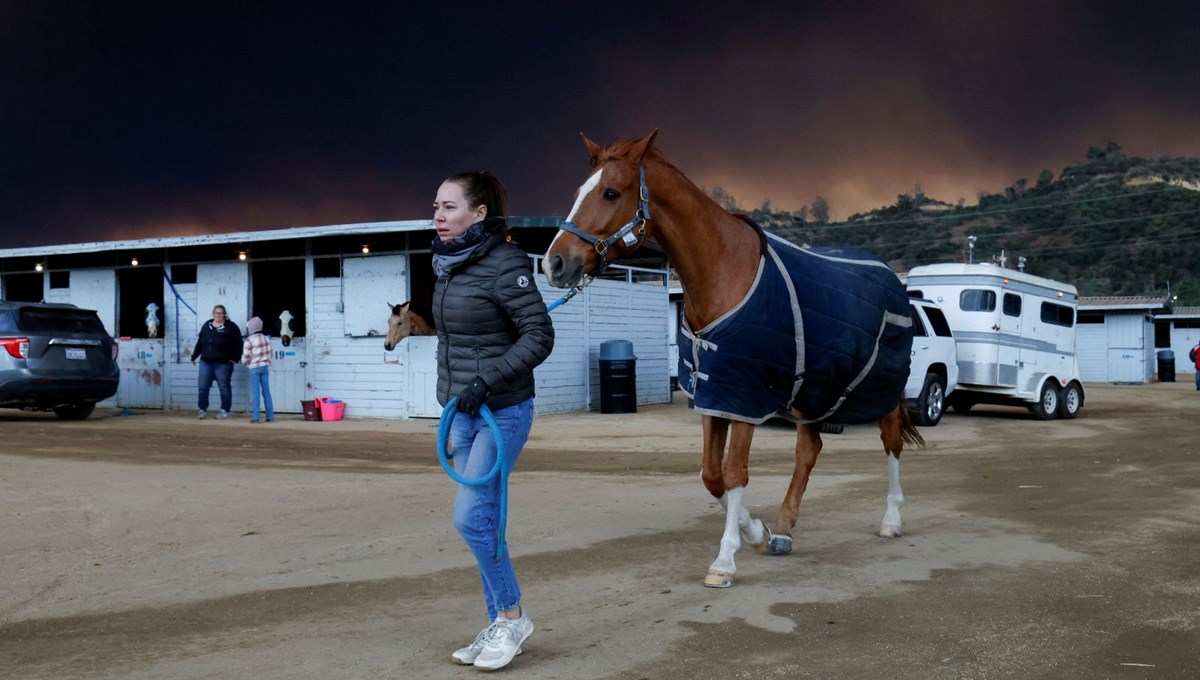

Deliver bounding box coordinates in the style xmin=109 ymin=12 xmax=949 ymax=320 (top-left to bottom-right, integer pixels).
xmin=1157 ymin=349 xmax=1176 ymax=383
xmin=599 ymin=340 xmax=637 ymax=414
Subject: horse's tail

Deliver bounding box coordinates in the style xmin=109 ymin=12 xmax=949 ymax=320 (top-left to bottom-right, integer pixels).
xmin=898 ymin=399 xmax=925 ymax=449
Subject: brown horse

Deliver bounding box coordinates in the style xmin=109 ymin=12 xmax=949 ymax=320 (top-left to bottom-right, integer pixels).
xmin=542 ymin=131 xmax=923 ymax=588
xmin=383 ymin=301 xmax=435 ymax=351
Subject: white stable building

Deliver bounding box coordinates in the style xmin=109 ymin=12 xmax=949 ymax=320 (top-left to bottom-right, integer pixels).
xmin=1075 ymin=295 xmax=1167 ymax=384
xmin=1155 ymin=306 xmax=1200 ymax=377
xmin=0 ymin=219 xmax=671 ymax=417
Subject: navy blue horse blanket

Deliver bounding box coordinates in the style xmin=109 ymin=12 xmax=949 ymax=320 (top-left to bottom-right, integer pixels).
xmin=679 ymin=231 xmax=913 ymax=425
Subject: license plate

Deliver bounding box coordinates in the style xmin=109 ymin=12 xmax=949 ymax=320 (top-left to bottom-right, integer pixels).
xmin=65 ymin=348 xmax=86 ymax=360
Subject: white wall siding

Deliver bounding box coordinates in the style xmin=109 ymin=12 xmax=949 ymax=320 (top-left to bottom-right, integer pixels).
xmin=1170 ymin=326 xmax=1200 ymax=375
xmin=533 ymin=277 xmax=590 ymax=414
xmin=1105 ymin=314 xmax=1148 ymax=383
xmin=1076 ymin=324 xmax=1108 ymax=382
xmin=307 ymin=277 xmax=411 ymax=418
xmin=583 ymin=279 xmax=670 ymax=411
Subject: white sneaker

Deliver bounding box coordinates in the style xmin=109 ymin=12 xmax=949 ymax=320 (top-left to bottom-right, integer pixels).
xmin=450 ymin=621 xmax=524 ymax=665
xmin=473 ymin=613 xmax=533 ymax=671
xmin=217 ymin=410 xmax=230 ymax=419
xmin=197 ymin=410 xmax=206 ymax=420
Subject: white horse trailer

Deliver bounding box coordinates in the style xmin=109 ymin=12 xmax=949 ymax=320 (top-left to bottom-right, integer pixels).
xmin=905 ymin=263 xmax=1085 ymax=419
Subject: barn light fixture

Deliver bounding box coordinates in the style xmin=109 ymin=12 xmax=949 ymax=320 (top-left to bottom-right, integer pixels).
xmin=34 ymin=262 xmax=44 ymax=272
xmin=361 ymin=244 xmax=370 ymax=255
xmin=131 ymin=257 xmax=139 ymax=266
xmin=237 ymin=251 xmax=248 ymax=262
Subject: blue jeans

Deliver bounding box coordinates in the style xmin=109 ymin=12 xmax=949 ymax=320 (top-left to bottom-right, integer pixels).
xmin=249 ymin=366 xmax=274 ymax=421
xmin=197 ymin=360 xmax=233 ymax=412
xmin=450 ymin=398 xmax=534 ymax=621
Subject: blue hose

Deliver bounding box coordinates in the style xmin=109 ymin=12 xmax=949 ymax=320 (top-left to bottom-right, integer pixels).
xmin=437 ymin=399 xmax=510 ymax=559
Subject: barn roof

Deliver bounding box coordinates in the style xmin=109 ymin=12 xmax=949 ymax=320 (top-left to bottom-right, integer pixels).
xmin=0 ymin=216 xmax=668 ymax=270
xmin=1157 ymin=305 xmax=1200 ymax=319
xmin=1077 ymin=295 xmax=1169 ymax=311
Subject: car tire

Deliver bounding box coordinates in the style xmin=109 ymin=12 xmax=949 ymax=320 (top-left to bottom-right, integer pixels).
xmin=1030 ymin=382 xmax=1059 ymax=420
xmin=1057 ymin=382 xmax=1082 ymax=419
xmin=53 ymin=402 xmax=96 ymax=420
xmin=912 ymin=373 xmax=946 ymax=426
xmin=948 ymin=394 xmax=974 ymax=413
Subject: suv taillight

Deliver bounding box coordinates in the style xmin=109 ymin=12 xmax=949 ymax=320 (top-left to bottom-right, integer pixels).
xmin=1 ymin=337 xmax=30 ymax=359
xmin=112 ymin=343 xmax=119 ymax=360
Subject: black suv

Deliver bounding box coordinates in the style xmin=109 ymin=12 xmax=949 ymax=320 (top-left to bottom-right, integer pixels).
xmin=0 ymin=301 xmax=120 ymax=419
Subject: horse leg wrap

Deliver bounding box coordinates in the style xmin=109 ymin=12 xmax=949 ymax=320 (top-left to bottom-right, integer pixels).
xmin=766 ymin=534 xmax=793 ymax=556
xmin=704 ymin=569 xmax=735 ymax=588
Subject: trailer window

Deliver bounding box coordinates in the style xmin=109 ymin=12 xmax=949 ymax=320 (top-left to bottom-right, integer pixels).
xmin=1041 ymin=302 xmax=1074 ymax=327
xmin=959 ymin=289 xmax=995 ymax=312
xmin=923 ymin=305 xmax=954 ymax=337
xmin=1003 ymin=293 xmax=1021 ymax=317
xmin=908 ymin=305 xmax=928 ymax=337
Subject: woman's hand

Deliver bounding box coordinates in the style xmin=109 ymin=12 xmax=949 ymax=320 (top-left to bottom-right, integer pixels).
xmin=456 ymin=377 xmax=490 ymax=415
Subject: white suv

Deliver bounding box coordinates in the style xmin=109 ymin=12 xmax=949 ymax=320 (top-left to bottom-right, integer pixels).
xmin=905 ymin=298 xmax=958 ymax=426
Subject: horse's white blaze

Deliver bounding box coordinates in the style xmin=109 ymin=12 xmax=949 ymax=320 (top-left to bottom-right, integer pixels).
xmin=544 ymin=168 xmax=605 ymax=275
xmin=710 ymin=487 xmax=747 ymax=575
xmin=880 ymin=452 xmax=904 ymax=536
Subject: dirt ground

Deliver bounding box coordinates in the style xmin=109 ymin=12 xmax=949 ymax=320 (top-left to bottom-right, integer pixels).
xmin=1 ymin=383 xmax=1198 ymax=679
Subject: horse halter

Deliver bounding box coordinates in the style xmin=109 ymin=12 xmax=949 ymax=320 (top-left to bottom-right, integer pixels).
xmin=557 ymin=163 xmax=652 ymax=273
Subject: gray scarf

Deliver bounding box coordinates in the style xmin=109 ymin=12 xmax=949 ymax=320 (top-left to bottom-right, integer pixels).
xmin=431 ymin=217 xmax=506 ymax=277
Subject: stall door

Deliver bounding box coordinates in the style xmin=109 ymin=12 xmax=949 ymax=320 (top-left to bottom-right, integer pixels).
xmin=116 ymin=339 xmax=166 ymax=408
xmin=70 ymin=270 xmax=117 ymax=335
xmin=405 ymin=336 xmax=441 ymax=417
xmin=269 ymin=337 xmax=307 ymax=413
xmin=197 ymin=263 xmax=249 ymax=329
xmin=1106 ymin=315 xmax=1147 ymax=383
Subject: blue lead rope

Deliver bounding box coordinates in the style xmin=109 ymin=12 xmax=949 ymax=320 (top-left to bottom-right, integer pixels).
xmin=437 ymin=399 xmax=510 ymax=559
xmin=437 ymin=282 xmax=586 ymax=559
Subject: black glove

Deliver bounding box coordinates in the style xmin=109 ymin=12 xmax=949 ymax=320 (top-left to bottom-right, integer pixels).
xmin=456 ymin=376 xmax=490 ymax=416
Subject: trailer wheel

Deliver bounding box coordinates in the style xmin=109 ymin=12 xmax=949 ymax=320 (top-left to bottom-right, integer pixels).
xmin=1057 ymin=382 xmax=1082 ymax=419
xmin=1030 ymin=382 xmax=1059 ymax=420
xmin=912 ymin=373 xmax=946 ymax=426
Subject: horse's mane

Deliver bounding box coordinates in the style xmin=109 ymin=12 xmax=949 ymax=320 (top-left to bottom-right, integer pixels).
xmin=406 ymin=300 xmax=435 ymax=328
xmin=599 ymin=139 xmax=767 ymax=256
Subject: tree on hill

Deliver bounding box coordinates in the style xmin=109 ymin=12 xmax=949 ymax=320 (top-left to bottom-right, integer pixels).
xmin=811 ymin=196 xmax=830 ymax=223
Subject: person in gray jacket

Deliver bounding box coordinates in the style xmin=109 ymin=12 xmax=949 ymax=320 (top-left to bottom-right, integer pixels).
xmin=431 ymin=171 xmax=553 ymax=671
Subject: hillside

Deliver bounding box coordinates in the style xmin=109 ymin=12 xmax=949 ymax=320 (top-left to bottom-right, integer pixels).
xmin=742 ymin=146 xmax=1200 ymax=302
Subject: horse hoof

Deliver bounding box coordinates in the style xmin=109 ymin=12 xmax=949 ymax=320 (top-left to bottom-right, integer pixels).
xmin=750 ymin=535 xmax=770 ymax=554
xmin=879 ymin=524 xmax=902 ymax=538
xmin=749 ymin=520 xmax=770 ymax=554
xmin=703 ymin=569 xmax=735 ymax=588
xmin=767 ymin=535 xmax=793 ymax=555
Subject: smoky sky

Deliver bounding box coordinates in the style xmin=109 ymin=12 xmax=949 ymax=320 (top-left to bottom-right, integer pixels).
xmin=3 ymin=1 xmax=1199 ymax=248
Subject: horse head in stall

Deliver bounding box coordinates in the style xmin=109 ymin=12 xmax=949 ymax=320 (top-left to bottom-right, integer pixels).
xmin=278 ymin=310 xmax=295 ymax=347
xmin=384 ymin=301 xmax=436 ymax=351
xmin=544 ymin=130 xmax=922 ymax=588
xmin=145 ymin=302 xmax=160 ymax=338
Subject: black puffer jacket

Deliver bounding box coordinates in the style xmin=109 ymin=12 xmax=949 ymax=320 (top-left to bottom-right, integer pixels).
xmin=190 ymin=319 xmax=243 ymax=363
xmin=433 ymin=234 xmax=554 ymax=410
